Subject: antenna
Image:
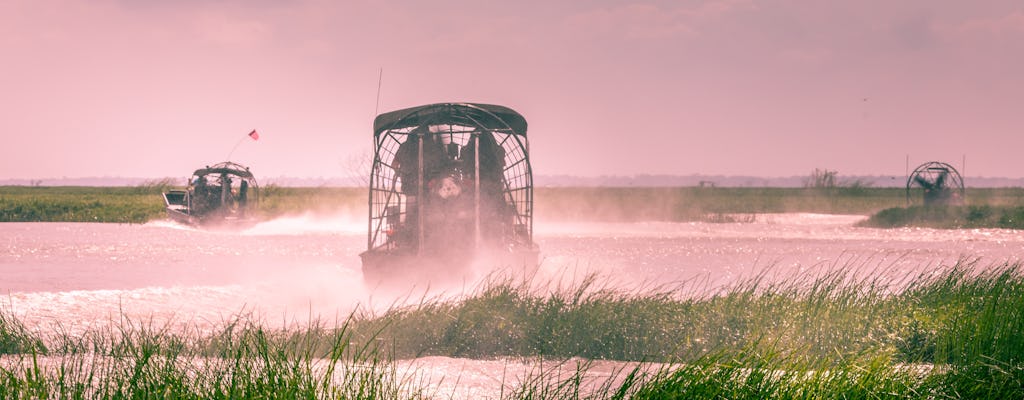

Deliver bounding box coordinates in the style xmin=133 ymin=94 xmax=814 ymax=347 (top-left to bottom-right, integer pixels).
xmin=374 ymin=67 xmax=383 ymax=116
xmin=225 ymin=129 xmax=257 ymax=161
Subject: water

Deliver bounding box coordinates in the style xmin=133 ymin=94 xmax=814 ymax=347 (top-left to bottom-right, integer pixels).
xmin=3 ymin=213 xmax=1024 ymax=397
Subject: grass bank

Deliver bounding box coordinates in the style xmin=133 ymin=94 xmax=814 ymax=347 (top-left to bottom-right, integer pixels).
xmin=0 ymin=185 xmax=366 ymax=223
xmin=0 ymin=186 xmax=167 ymax=223
xmin=3 ymin=259 xmax=1022 ymax=398
xmin=4 ymin=185 xmax=1024 ymax=227
xmin=536 ymin=186 xmax=907 ymax=221
xmin=860 ymin=205 xmax=1024 ymax=229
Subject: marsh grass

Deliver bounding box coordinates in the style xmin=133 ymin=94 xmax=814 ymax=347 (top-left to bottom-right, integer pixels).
xmin=5 ymin=185 xmax=1024 ymax=225
xmin=861 ymin=205 xmax=1024 ymax=229
xmin=258 ymin=185 xmax=366 ymax=218
xmin=0 ymin=186 xmax=164 ymax=223
xmin=533 ymin=187 xmax=1024 ymax=225
xmin=535 ymin=187 xmax=908 ymax=222
xmin=1 ymin=312 xmax=419 ymax=399
xmin=2 ymin=259 xmax=1023 ymax=398
xmin=0 ymin=305 xmax=46 ymax=356
xmin=0 ymin=186 xmax=367 ymax=223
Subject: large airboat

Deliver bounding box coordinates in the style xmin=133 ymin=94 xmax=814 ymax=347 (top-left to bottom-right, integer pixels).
xmin=162 ymin=161 xmax=259 ymax=228
xmin=360 ymin=103 xmax=539 ymax=286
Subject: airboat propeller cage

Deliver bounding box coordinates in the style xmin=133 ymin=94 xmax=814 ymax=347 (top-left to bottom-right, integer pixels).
xmin=161 ymin=161 xmax=260 ymax=227
xmin=365 ymin=102 xmax=534 ymax=258
xmin=189 ymin=161 xmax=259 ymax=207
xmin=906 ymin=161 xmax=964 ymax=206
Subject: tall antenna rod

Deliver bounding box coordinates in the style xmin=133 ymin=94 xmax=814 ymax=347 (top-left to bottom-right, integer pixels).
xmin=905 ymin=154 xmax=910 ymax=206
xmin=374 ymin=67 xmax=383 ymax=116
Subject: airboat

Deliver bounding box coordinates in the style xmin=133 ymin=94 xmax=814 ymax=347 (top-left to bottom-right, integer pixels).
xmin=906 ymin=161 xmax=964 ymax=206
xmin=162 ymin=161 xmax=260 ymax=228
xmin=360 ymin=103 xmax=539 ymax=286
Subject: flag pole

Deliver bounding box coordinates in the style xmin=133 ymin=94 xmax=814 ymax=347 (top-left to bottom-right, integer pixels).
xmin=226 ymin=130 xmax=258 ymax=161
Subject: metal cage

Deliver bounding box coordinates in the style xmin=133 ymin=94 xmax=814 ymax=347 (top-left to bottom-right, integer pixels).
xmin=361 ymin=103 xmax=537 ymax=282
xmin=163 ymin=161 xmax=260 ymax=227
xmin=906 ymin=161 xmax=965 ymax=206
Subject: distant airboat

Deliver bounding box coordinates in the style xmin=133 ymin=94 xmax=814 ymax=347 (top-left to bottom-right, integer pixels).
xmin=359 ymin=103 xmax=539 ymax=286
xmin=906 ymin=161 xmax=964 ymax=206
xmin=162 ymin=161 xmax=260 ymax=228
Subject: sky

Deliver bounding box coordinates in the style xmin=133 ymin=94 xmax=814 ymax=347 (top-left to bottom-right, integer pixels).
xmin=2 ymin=0 xmax=1023 ymax=181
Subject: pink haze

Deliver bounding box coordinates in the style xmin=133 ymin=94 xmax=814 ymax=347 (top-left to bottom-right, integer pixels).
xmin=1 ymin=1 xmax=1022 ymax=181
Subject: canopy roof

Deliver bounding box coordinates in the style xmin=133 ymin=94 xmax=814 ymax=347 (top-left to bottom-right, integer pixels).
xmin=192 ymin=161 xmax=256 ymax=180
xmin=373 ymin=103 xmax=527 ymax=137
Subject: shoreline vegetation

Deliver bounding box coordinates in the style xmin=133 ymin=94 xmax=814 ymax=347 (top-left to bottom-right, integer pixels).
xmin=3 ymin=185 xmax=1024 ymax=228
xmin=2 ymin=261 xmax=1023 ymax=398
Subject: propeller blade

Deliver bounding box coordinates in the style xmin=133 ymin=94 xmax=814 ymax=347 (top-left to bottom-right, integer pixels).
xmin=934 ymin=171 xmax=947 ymax=188
xmin=914 ymin=175 xmax=933 ymax=189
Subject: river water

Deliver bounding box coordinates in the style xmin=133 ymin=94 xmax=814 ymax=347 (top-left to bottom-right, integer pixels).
xmin=2 ymin=213 xmax=1023 ymax=396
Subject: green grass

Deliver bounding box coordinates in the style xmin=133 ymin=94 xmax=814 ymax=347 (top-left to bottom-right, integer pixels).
xmin=3 ymin=259 xmax=1023 ymax=398
xmin=861 ymin=205 xmax=1024 ymax=229
xmin=0 ymin=185 xmax=366 ymax=223
xmin=0 ymin=186 xmax=166 ymax=223
xmin=1 ymin=313 xmax=417 ymax=399
xmin=0 ymin=305 xmax=46 ymax=356
xmin=537 ymin=186 xmax=1024 ymax=223
xmin=258 ymin=185 xmax=366 ymax=218
xmin=536 ymin=187 xmax=906 ymax=221
xmin=4 ymin=185 xmax=1024 ymax=226
xmin=349 ymin=260 xmax=1022 ymax=367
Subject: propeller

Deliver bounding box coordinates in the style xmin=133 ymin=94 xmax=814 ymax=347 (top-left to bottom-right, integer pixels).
xmin=913 ymin=174 xmax=933 ymax=190
xmin=934 ymin=170 xmax=948 ymax=188
xmin=914 ymin=169 xmax=949 ymax=190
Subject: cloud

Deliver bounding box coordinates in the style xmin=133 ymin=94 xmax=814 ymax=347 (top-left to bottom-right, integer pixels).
xmin=190 ymin=10 xmax=273 ymax=47
xmin=888 ymin=14 xmax=937 ymax=51
xmin=561 ymin=2 xmax=729 ymax=41
xmin=954 ymin=10 xmax=1024 ymax=37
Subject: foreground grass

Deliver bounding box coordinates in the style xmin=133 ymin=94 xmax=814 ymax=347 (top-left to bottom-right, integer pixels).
xmin=2 ymin=259 xmax=1023 ymax=398
xmin=1 ymin=314 xmax=416 ymax=399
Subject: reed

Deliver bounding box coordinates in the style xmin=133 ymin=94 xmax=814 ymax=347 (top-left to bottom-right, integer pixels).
xmin=0 ymin=305 xmax=46 ymax=356
xmin=1 ymin=259 xmax=1022 ymax=398
xmin=0 ymin=313 xmax=419 ymax=399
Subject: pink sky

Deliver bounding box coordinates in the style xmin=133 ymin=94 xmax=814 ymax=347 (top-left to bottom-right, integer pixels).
xmin=2 ymin=0 xmax=1022 ymax=181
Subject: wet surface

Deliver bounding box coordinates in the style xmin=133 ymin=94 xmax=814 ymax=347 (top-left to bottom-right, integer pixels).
xmin=2 ymin=214 xmax=1023 ymax=397
xmin=4 ymin=214 xmax=1024 ymax=324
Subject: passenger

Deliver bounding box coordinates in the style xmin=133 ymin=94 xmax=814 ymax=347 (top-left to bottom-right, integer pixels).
xmin=460 ymin=130 xmax=509 ymax=242
xmin=192 ymin=176 xmax=209 ymax=213
xmin=238 ymin=180 xmax=249 ymax=214
xmin=460 ymin=130 xmax=506 ymax=191
xmin=393 ymin=126 xmax=446 ymax=194
xmin=392 ymin=126 xmax=447 ymax=251
xmin=220 ymin=174 xmax=234 ymax=208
